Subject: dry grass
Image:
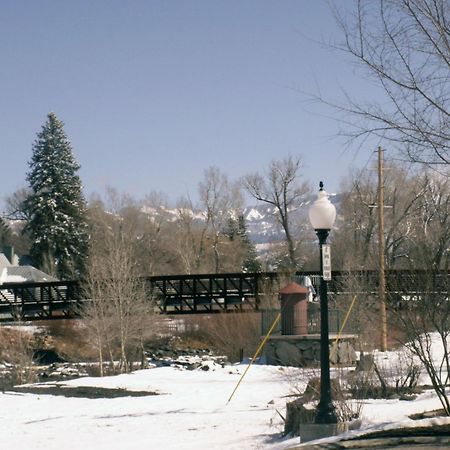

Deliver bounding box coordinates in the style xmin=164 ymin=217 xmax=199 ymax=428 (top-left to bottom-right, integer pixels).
xmin=42 ymin=320 xmax=99 ymax=362
xmin=201 ymin=312 xmax=261 ymax=362
xmin=0 ymin=324 xmax=36 ymax=385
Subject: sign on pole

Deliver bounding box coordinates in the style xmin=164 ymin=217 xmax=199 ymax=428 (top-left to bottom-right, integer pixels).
xmin=322 ymin=244 xmax=331 ymax=281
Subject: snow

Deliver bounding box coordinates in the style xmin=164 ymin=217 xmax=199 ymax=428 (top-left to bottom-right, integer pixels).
xmin=0 ymin=268 xmax=27 ymax=284
xmin=1 ymin=364 xmax=297 ymax=450
xmin=0 ymin=361 xmax=448 ymax=450
xmin=1 ymin=335 xmax=449 ymax=449
xmin=246 ymin=208 xmax=264 ymax=221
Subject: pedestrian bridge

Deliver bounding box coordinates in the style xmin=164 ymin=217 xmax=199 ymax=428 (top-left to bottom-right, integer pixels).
xmin=0 ymin=271 xmax=314 ymax=321
xmin=0 ymin=270 xmax=445 ymax=321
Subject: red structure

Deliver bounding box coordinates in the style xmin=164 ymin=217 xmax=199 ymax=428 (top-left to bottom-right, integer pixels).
xmin=279 ymin=282 xmax=308 ymax=335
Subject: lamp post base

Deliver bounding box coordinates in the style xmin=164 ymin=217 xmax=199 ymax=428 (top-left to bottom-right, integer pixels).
xmin=300 ymin=419 xmax=362 ymax=443
xmin=315 ymin=400 xmax=338 ymax=424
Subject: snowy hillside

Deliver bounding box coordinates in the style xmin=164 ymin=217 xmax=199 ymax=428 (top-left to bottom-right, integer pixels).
xmin=2 ymin=193 xmax=341 ymax=248
xmin=138 ymin=193 xmax=341 ymax=245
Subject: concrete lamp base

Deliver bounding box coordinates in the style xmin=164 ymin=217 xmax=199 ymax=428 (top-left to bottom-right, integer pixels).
xmin=299 ymin=419 xmax=362 ymax=444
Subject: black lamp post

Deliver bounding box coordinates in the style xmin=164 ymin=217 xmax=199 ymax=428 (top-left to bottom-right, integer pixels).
xmin=308 ymin=181 xmax=338 ymax=424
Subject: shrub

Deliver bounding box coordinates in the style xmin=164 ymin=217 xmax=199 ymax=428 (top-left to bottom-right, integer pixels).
xmin=0 ymin=324 xmax=36 ymax=386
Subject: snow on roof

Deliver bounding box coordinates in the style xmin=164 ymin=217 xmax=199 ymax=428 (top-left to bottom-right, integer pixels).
xmin=0 ymin=253 xmax=12 ymax=271
xmin=0 ymin=266 xmax=58 ymax=284
xmin=1 ymin=272 xmax=28 ymax=283
xmin=4 ymin=266 xmax=59 ymax=283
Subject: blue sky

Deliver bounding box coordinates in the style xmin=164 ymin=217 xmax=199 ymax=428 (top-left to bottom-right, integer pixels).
xmin=1 ymin=0 xmax=378 ymax=207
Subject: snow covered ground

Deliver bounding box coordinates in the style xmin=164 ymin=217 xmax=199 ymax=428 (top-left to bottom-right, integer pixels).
xmin=1 ymin=354 xmax=449 ymax=450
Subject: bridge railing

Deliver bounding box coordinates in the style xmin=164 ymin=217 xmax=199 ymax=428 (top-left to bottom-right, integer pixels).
xmin=0 ymin=280 xmax=82 ymax=321
xmin=148 ymin=272 xmax=279 ymax=313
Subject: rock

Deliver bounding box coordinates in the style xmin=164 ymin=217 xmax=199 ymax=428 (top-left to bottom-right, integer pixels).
xmin=284 ymin=398 xmax=316 ymax=436
xmin=356 ymin=353 xmax=375 ymax=371
xmin=302 ymin=377 xmax=321 ymax=402
xmin=302 ymin=377 xmax=342 ymax=402
xmin=33 ymin=348 xmax=66 ymax=365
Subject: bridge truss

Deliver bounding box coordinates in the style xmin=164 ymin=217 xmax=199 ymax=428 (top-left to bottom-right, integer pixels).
xmin=0 ymin=270 xmax=448 ymax=321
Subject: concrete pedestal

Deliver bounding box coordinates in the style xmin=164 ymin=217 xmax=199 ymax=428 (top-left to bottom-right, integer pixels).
xmin=299 ymin=419 xmax=362 ymax=443
xmin=264 ymin=334 xmax=357 ymax=367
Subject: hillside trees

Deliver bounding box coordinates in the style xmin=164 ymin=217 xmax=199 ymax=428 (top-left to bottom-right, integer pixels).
xmin=85 ymin=184 xmax=256 ymax=276
xmin=24 ymin=112 xmax=89 ymax=279
xmin=87 ymin=189 xmax=180 ymax=276
xmin=243 ymin=155 xmax=310 ymax=270
xmin=329 ymin=0 xmax=450 ymax=166
xmin=174 ymin=167 xmax=256 ymax=274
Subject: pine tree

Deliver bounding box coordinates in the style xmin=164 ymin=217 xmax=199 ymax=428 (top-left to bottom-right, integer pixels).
xmin=24 ymin=112 xmax=89 ymax=279
xmin=225 ymin=215 xmax=261 ymax=272
xmin=237 ymin=215 xmax=261 ymax=272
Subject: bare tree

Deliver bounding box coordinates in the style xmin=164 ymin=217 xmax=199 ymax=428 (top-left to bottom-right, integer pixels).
xmin=0 ymin=323 xmax=36 ymax=385
xmin=243 ymin=155 xmax=310 ymax=270
xmin=135 ymin=192 xmax=179 ymax=276
xmin=334 ymin=163 xmax=428 ymax=270
xmin=87 ymin=188 xmax=180 ymax=277
xmin=174 ymin=170 xmax=247 ymax=274
xmin=391 ymin=268 xmax=450 ymax=415
xmin=82 ymin=192 xmax=156 ymax=375
xmin=3 ymin=187 xmax=31 ymax=221
xmin=199 ymin=167 xmax=243 ymax=273
xmin=407 ymin=171 xmax=450 ymax=268
xmin=328 ymin=0 xmax=450 ymax=166
xmin=335 ymin=165 xmax=450 ymax=409
xmin=333 ymin=170 xmax=379 ymax=270
xmin=174 ymin=195 xmax=210 ymax=273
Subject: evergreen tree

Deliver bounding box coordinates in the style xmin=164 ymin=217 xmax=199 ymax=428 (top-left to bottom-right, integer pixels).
xmin=24 ymin=112 xmax=89 ymax=279
xmin=236 ymin=215 xmax=261 ymax=272
xmin=225 ymin=215 xmax=261 ymax=272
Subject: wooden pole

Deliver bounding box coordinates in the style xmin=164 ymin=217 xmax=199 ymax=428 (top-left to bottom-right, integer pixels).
xmin=377 ymin=146 xmax=388 ymax=352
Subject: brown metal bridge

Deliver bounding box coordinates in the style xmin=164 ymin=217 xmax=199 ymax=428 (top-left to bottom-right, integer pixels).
xmin=0 ymin=270 xmax=446 ymax=321
xmin=0 ymin=272 xmax=284 ymax=321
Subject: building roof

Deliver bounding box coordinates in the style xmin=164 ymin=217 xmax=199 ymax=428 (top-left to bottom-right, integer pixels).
xmin=5 ymin=266 xmax=59 ymax=283
xmin=0 ymin=253 xmax=12 ymax=271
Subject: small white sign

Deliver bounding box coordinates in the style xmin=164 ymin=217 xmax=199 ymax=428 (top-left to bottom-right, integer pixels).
xmin=322 ymin=244 xmax=332 ymax=280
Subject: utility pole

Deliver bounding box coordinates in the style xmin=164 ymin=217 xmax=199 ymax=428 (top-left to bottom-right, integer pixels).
xmin=377 ymin=146 xmax=388 ymax=352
